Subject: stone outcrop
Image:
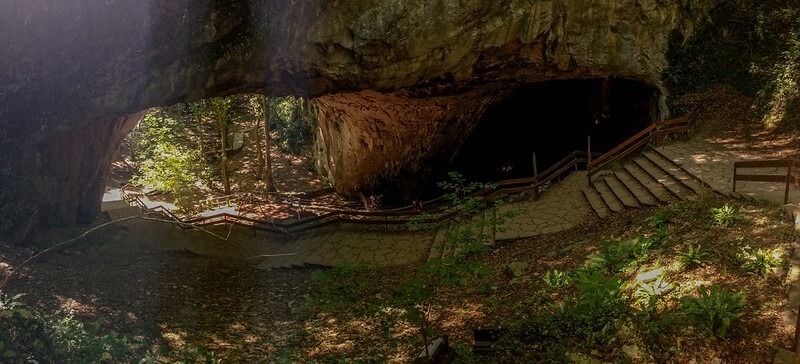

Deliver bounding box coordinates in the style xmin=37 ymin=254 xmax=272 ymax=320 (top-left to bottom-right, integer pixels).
xmin=0 ymin=0 xmax=719 ymax=242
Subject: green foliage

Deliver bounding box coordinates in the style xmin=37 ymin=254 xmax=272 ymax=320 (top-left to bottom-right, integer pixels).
xmin=269 ymin=96 xmax=314 ymax=155
xmin=679 ymin=286 xmax=746 ymax=339
xmin=140 ymin=344 xmax=221 ymax=364
xmin=393 ymin=172 xmax=513 ymax=358
xmin=542 ymin=270 xmax=571 ymax=290
xmin=0 ymin=297 xmax=141 ymax=363
xmin=634 ymin=276 xmax=673 ymax=314
xmin=129 ymin=108 xmax=208 ymax=213
xmin=677 ymin=245 xmax=710 ymax=270
xmin=584 ymin=234 xmax=661 ymax=274
xmin=664 ymin=1 xmax=800 ymax=128
xmin=544 ymin=271 xmax=629 ymax=348
xmin=710 ymin=204 xmax=738 ymax=227
xmin=647 ymin=209 xmax=673 ymax=229
xmin=735 ymin=245 xmax=781 ymax=276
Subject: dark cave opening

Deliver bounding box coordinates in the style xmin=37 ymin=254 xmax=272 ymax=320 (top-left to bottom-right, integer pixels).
xmin=449 ymin=78 xmax=659 ymax=184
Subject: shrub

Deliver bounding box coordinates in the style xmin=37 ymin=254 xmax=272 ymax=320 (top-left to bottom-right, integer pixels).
xmin=634 ymin=276 xmax=673 ymax=314
xmin=677 ymin=245 xmax=710 ymax=270
xmin=542 ymin=270 xmax=570 ymax=290
xmin=0 ymin=294 xmax=143 ymax=363
xmin=679 ymin=286 xmax=745 ymax=339
xmin=710 ymin=204 xmax=738 ymax=227
xmin=647 ymin=210 xmax=673 ymax=229
xmin=736 ymin=245 xmax=781 ymax=276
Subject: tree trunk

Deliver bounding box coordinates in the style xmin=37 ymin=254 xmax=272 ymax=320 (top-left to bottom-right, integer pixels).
xmin=254 ymin=109 xmax=265 ymax=180
xmin=214 ymin=100 xmax=231 ymax=195
xmin=195 ymin=110 xmax=206 ymax=171
xmin=261 ymin=96 xmax=276 ymax=192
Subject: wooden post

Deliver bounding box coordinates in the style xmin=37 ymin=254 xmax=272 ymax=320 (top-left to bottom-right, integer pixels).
xmin=533 ymin=152 xmax=539 ymax=198
xmin=586 ymin=136 xmax=592 ymax=183
xmin=587 ymin=136 xmax=592 ymax=166
xmin=786 ymin=161 xmax=793 ymax=205
xmin=733 ymin=164 xmax=737 ymax=192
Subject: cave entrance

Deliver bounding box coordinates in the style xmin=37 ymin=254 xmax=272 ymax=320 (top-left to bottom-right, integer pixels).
xmin=449 ymin=78 xmax=658 ymax=183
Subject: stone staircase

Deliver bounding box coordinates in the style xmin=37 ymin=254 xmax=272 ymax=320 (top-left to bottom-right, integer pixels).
xmin=102 ymin=200 xmax=143 ymax=221
xmin=427 ymin=208 xmax=497 ymax=262
xmin=583 ymin=148 xmax=714 ymax=218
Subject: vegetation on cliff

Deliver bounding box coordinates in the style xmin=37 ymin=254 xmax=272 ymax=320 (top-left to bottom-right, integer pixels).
xmin=665 ymin=0 xmax=800 ymax=129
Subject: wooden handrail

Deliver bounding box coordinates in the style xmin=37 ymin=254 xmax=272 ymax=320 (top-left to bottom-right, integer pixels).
xmin=116 ymin=150 xmax=598 ymax=235
xmin=587 ymin=115 xmax=691 ymax=179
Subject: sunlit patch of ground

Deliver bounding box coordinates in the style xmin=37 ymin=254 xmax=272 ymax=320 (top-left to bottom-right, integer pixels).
xmin=300 ymin=195 xmax=794 ymax=362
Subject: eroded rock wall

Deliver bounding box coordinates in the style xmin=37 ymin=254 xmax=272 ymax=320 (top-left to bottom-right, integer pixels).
xmin=0 ymin=113 xmax=143 ymax=242
xmin=312 ymin=89 xmax=507 ymax=196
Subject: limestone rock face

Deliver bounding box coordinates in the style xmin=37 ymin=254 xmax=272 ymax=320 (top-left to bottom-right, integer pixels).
xmin=0 ymin=0 xmax=718 ymax=241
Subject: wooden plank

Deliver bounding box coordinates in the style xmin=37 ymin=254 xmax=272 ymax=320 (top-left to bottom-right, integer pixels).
xmin=537 ymin=151 xmax=578 ymax=177
xmin=589 ymin=123 xmax=657 ymax=169
xmin=539 ymin=161 xmax=577 ymax=185
xmin=589 ymin=136 xmax=651 ymax=177
xmin=653 ymin=126 xmax=689 ymax=135
xmin=658 ymin=116 xmax=690 ymax=127
xmin=733 ymin=174 xmax=788 ymax=183
xmin=734 ymin=160 xmax=791 ymax=168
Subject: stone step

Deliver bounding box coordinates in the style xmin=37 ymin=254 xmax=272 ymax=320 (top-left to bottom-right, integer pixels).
xmin=624 ymin=163 xmax=674 ymax=203
xmin=257 ymin=255 xmax=306 ymax=269
xmin=593 ymin=178 xmax=625 ymax=212
xmin=583 ymin=186 xmax=610 ymax=219
xmin=633 ymin=156 xmax=687 ymax=199
xmin=440 ymin=222 xmax=456 ymax=261
xmin=105 ymin=206 xmax=142 ymax=221
xmin=603 ymin=174 xmax=641 ymax=208
xmin=428 ymin=224 xmax=449 ymax=262
xmin=644 ymin=150 xmax=707 ymax=196
xmin=481 ymin=209 xmax=496 ymax=248
xmin=614 ymin=169 xmax=660 ymax=206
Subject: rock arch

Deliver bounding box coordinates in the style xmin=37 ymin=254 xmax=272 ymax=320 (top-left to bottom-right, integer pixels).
xmin=0 ymin=0 xmax=717 ymax=242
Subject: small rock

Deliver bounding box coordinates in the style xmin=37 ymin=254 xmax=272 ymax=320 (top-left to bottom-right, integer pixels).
xmin=635 ymin=268 xmax=663 ymax=283
xmin=505 ymin=261 xmax=528 ymax=279
xmin=566 ymin=352 xmax=602 ymax=364
xmin=710 ymin=358 xmax=722 ymax=364
xmin=621 ymin=345 xmax=640 ymax=360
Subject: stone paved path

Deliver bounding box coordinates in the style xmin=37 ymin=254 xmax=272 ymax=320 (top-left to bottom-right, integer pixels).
xmin=656 ymin=137 xmax=800 ymax=205
xmin=104 ymin=126 xmax=800 ymax=269
xmin=496 ymin=172 xmax=594 ymax=241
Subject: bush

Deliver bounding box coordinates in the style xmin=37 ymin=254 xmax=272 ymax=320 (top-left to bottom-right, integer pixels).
xmin=542 ymin=270 xmax=570 ymax=290
xmin=679 ymin=286 xmax=745 ymax=339
xmin=735 ymin=245 xmax=781 ymax=276
xmin=710 ymin=204 xmax=738 ymax=227
xmin=0 ymin=295 xmax=139 ymax=362
xmin=677 ymin=245 xmax=710 ymax=270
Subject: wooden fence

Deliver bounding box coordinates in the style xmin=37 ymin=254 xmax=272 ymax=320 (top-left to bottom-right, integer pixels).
xmin=733 ymin=159 xmax=800 ymax=204
xmin=587 ymin=115 xmax=692 ymax=179
xmin=118 ymin=151 xmax=598 ymax=235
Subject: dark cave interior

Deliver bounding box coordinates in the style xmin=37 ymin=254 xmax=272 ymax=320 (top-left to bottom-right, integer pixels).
xmin=449 ymin=78 xmax=659 ymax=184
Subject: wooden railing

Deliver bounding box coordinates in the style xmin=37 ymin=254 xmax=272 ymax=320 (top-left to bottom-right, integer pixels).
xmin=587 ymin=115 xmax=692 ymax=179
xmin=116 ymin=151 xmax=598 ymax=235
xmin=733 ymin=159 xmax=800 ymax=204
